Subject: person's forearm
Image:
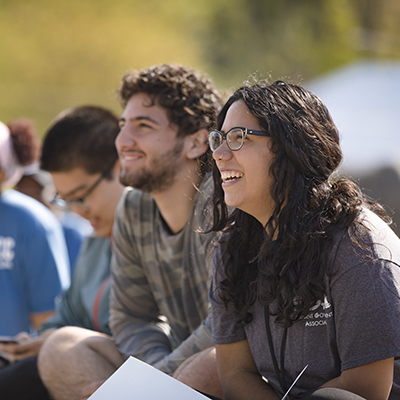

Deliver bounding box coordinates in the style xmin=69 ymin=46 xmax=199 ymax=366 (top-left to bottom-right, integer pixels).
xmin=222 ymin=371 xmax=280 ymax=400
xmin=110 ymin=311 xmax=173 ymax=365
xmin=154 ymin=316 xmax=213 ymax=375
xmin=320 ymin=358 xmax=393 ymax=400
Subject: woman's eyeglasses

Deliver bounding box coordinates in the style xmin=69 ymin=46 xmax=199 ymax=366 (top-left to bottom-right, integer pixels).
xmin=51 ymin=168 xmax=111 ymax=212
xmin=208 ymin=126 xmax=270 ymax=152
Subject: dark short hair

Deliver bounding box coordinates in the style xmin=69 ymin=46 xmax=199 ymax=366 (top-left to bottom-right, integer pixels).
xmin=40 ymin=106 xmax=119 ymax=176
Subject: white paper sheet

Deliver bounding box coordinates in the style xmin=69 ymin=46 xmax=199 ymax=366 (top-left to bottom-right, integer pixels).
xmin=89 ymin=356 xmax=209 ymax=400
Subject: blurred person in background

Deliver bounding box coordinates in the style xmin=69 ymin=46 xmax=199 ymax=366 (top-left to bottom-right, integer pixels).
xmin=0 ymin=106 xmax=124 ymax=400
xmin=10 ymin=118 xmax=91 ymax=275
xmin=0 ymin=120 xmax=70 ymax=338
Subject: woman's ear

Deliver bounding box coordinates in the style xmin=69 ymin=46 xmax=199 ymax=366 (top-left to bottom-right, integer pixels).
xmin=185 ymin=129 xmax=209 ymax=160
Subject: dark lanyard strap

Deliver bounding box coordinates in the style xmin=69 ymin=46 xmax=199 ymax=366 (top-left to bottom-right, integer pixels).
xmin=264 ymin=306 xmax=289 ymax=397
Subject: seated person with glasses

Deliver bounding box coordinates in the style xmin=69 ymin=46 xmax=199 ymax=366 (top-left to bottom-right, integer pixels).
xmin=207 ymin=81 xmax=400 ymax=400
xmin=0 ymin=106 xmax=125 ymax=400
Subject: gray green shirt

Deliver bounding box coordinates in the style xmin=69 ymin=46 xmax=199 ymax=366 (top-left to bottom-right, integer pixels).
xmin=40 ymin=236 xmax=111 ymax=335
xmin=110 ymin=174 xmax=217 ymax=375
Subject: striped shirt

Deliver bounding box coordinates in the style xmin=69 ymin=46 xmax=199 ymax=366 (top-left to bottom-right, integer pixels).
xmin=110 ymin=174 xmax=218 ymax=374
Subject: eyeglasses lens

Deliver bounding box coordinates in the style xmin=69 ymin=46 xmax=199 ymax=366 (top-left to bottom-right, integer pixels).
xmin=67 ymin=199 xmax=89 ymax=212
xmin=51 ymin=197 xmax=88 ymax=213
xmin=209 ymin=131 xmax=222 ymax=152
xmin=227 ymin=128 xmax=244 ymax=151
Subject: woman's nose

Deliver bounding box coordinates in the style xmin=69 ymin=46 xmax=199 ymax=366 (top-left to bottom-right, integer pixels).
xmin=212 ymin=141 xmax=232 ymax=162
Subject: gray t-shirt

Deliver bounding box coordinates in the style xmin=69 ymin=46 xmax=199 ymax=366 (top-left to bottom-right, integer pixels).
xmin=110 ymin=174 xmax=218 ymax=375
xmin=211 ymin=209 xmax=400 ymax=399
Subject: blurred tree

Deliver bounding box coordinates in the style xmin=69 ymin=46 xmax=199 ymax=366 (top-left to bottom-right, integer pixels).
xmin=196 ymin=0 xmax=400 ymax=87
xmin=1 ymin=0 xmax=399 ymax=137
xmin=349 ymin=0 xmax=400 ymax=56
xmin=0 ymin=0 xmax=205 ymax=135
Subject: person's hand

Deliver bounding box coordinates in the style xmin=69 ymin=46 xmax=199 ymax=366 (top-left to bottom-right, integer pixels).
xmin=79 ymin=380 xmax=106 ymax=400
xmin=0 ymin=329 xmax=55 ymax=362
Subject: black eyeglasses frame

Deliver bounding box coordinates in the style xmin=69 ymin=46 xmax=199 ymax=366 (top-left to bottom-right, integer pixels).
xmin=51 ymin=165 xmax=113 ymax=212
xmin=208 ymin=126 xmax=270 ymax=152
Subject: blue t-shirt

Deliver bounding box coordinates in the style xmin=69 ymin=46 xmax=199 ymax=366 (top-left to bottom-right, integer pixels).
xmin=0 ymin=190 xmax=70 ymax=336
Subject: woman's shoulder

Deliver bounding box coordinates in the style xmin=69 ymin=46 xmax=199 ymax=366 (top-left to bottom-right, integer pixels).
xmin=329 ymin=208 xmax=400 ymax=275
xmin=355 ymin=208 xmax=400 ymax=257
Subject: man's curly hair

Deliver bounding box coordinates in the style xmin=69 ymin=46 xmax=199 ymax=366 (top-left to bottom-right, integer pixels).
xmin=118 ymin=64 xmax=222 ymax=139
xmin=118 ymin=64 xmax=222 ymax=176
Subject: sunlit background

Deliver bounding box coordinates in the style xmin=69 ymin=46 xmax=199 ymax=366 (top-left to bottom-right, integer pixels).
xmin=1 ymin=0 xmax=399 ymax=230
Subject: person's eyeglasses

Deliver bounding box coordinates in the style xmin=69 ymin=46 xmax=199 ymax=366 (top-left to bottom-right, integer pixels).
xmin=51 ymin=168 xmax=111 ymax=212
xmin=208 ymin=126 xmax=270 ymax=152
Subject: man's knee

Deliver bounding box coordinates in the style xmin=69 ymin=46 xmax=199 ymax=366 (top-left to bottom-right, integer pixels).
xmin=40 ymin=327 xmax=84 ymax=360
xmin=38 ymin=327 xmax=104 ymax=372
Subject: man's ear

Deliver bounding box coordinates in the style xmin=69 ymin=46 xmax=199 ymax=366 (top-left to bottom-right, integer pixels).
xmin=185 ymin=129 xmax=209 ymax=160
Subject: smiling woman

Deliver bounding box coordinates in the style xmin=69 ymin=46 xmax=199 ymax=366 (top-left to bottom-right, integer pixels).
xmin=208 ymin=80 xmax=400 ymax=400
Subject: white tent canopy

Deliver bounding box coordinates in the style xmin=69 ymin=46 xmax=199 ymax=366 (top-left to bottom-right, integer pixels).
xmin=305 ymin=60 xmax=400 ymax=174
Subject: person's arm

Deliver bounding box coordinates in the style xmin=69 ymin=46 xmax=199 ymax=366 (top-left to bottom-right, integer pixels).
xmin=109 ymin=191 xmax=173 ymax=364
xmin=154 ymin=314 xmax=213 ymax=374
xmin=321 ymin=358 xmax=393 ymax=400
xmin=109 ymin=239 xmax=172 ymax=365
xmin=30 ymin=310 xmax=55 ymax=331
xmin=0 ymin=328 xmax=56 ymax=361
xmin=216 ymin=339 xmax=280 ymax=400
xmin=321 ymin=227 xmax=400 ymax=400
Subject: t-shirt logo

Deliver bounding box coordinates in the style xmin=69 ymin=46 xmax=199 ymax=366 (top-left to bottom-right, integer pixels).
xmin=0 ymin=236 xmax=16 ymax=270
xmin=303 ymin=296 xmax=333 ymax=327
xmin=309 ymin=296 xmax=331 ymax=311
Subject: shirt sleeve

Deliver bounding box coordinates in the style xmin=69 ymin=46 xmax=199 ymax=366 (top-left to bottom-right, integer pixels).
xmin=23 ymin=212 xmax=70 ymax=315
xmin=209 ymin=244 xmax=247 ymax=345
xmin=330 ymin=256 xmax=400 ymax=371
xmin=109 ymin=191 xmax=173 ymax=366
xmin=153 ymin=314 xmax=213 ymax=375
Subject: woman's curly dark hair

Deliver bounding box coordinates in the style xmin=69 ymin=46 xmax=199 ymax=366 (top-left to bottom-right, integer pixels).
xmin=117 ymin=64 xmax=223 ymax=176
xmin=210 ymin=80 xmax=389 ymax=327
xmin=7 ymin=118 xmax=41 ymax=166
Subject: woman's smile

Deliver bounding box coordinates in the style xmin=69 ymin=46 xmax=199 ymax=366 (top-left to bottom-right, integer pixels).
xmin=213 ymin=100 xmax=274 ymax=225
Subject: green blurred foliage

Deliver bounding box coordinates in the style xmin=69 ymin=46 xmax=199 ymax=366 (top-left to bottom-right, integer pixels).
xmin=0 ymin=0 xmax=203 ymax=135
xmin=199 ymin=0 xmax=400 ymax=87
xmin=1 ymin=0 xmax=399 ymax=137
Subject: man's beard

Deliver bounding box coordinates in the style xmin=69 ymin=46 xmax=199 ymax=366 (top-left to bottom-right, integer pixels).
xmin=119 ymin=139 xmax=185 ymax=193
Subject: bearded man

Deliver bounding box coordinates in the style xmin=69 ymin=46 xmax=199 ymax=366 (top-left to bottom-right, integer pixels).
xmin=38 ymin=64 xmax=224 ymax=400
